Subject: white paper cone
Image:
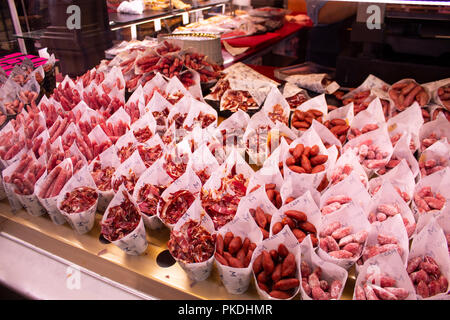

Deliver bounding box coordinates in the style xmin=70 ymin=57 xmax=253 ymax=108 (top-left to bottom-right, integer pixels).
xmin=57 ymin=166 xmax=99 ymax=234
xmin=299 ymin=235 xmax=348 ymax=300
xmin=169 ymin=199 xmax=216 ymax=282
xmin=215 ymin=211 xmax=263 ymax=295
xmin=102 ymin=184 xmax=148 ymax=255
xmin=251 ymin=225 xmax=302 ymax=300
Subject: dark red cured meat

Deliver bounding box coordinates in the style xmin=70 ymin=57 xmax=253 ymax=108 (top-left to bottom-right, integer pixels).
xmin=286 ymin=92 xmax=308 ymax=109
xmin=185 ymin=112 xmax=216 ymax=131
xmin=163 ymin=153 xmax=188 ymax=180
xmin=200 ymin=168 xmax=248 ymax=229
xmin=133 ymin=126 xmax=153 ymax=143
xmin=168 ymin=219 xmax=215 ymax=263
xmin=113 ymin=170 xmax=138 ymax=194
xmin=165 ymin=91 xmax=184 ymax=105
xmin=171 ymin=112 xmax=188 ymax=130
xmin=138 ymin=144 xmax=163 ymax=168
xmin=137 ymin=184 xmax=167 ymax=216
xmin=201 ymin=193 xmax=240 ymax=230
xmin=91 ymin=162 xmax=115 ymax=191
xmin=196 ymin=168 xmax=211 ymax=185
xmin=159 ymin=190 xmax=196 ymax=225
xmin=60 ymin=187 xmax=98 ymax=214
xmin=101 ymin=190 xmax=141 ymax=242
xmin=152 ymin=108 xmax=169 ymax=126
xmin=117 ymin=142 xmax=136 ymax=163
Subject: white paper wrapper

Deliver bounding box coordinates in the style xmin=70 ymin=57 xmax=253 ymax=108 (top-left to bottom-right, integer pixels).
xmin=348 ymin=97 xmax=386 ymax=135
xmin=0 ymin=127 xmax=27 ymax=168
xmin=169 ymin=198 xmax=216 ymax=282
xmin=200 ymin=148 xmax=254 ymax=230
xmin=369 ymin=181 xmax=416 ymax=238
xmin=409 ymin=218 xmax=450 ymax=300
xmin=423 ymin=78 xmax=450 ymax=108
xmin=215 ymin=210 xmax=263 ymax=294
xmin=343 ymin=75 xmax=390 ymax=100
xmin=76 ymin=101 xmax=102 ymax=131
xmin=0 ymin=123 xmax=17 ymax=168
xmin=309 ymin=120 xmax=342 ymax=155
xmin=327 ymin=147 xmax=369 ymax=188
xmin=144 ymin=90 xmax=172 ymax=135
xmin=412 ymin=167 xmax=450 ymax=219
xmin=317 ymin=202 xmax=371 ymax=270
xmin=279 ymin=175 xmax=321 ymax=207
xmin=136 ymin=133 xmax=166 ymax=168
xmin=299 ymin=235 xmax=348 ymax=300
xmin=236 ymin=184 xmax=279 ymax=238
xmin=111 ymin=149 xmax=147 ymax=194
xmin=285 ymin=73 xmax=339 ymax=94
xmin=2 ymin=156 xmax=47 ymax=216
xmin=1 ymin=166 xmax=23 ymax=213
xmin=419 ymin=112 xmax=450 ymax=152
xmin=183 ymin=97 xmax=218 ymax=131
xmin=342 ymin=123 xmax=394 ymax=176
xmin=418 ymin=139 xmax=450 ymax=180
xmin=251 ymin=225 xmax=302 ymax=300
xmin=246 ymin=165 xmax=283 ymax=198
xmin=324 ymin=102 xmax=354 ymax=129
xmin=188 ymin=143 xmax=219 ymax=185
xmin=56 ymin=166 xmax=99 ymax=234
xmin=243 ymin=111 xmax=274 ymax=166
xmin=429 ymin=103 xmax=450 ymax=122
xmin=132 ymin=158 xmax=170 ymax=230
xmin=216 ymin=147 xmax=254 ymax=185
xmin=271 ymin=191 xmax=321 ymax=242
xmin=124 ymin=84 xmax=144 ymax=122
xmin=415 ymin=204 xmax=450 ymax=237
xmin=379 ymin=132 xmax=419 ymax=178
xmin=157 ymin=165 xmax=201 ymax=229
xmin=165 ymin=95 xmax=192 ymax=141
xmin=368 ymin=159 xmax=415 ymax=207
xmin=164 ymin=76 xmax=192 ymax=103
xmin=283 ymin=82 xmax=310 ymax=100
xmin=35 ymin=158 xmax=74 ymax=225
xmin=88 ymin=145 xmax=121 ymax=212
xmin=291 ymin=94 xmax=328 ymax=136
xmin=222 ymin=62 xmax=280 ymax=87
xmin=387 ymin=102 xmax=423 ymax=153
xmin=423 ymin=78 xmax=450 ymax=106
xmin=216 ymin=109 xmax=250 ymax=157
xmin=388 ymin=78 xmax=431 ymax=111
xmin=221 ymin=79 xmax=276 ymax=111
xmin=180 ymin=70 xmax=204 ymax=102
xmin=356 ymin=214 xmax=410 ymax=275
xmin=353 ymin=249 xmax=417 ymax=300
xmin=142 ymin=73 xmax=168 ymax=100
xmin=281 ymin=127 xmax=330 ymax=189
xmin=101 ymin=184 xmax=148 ymax=255
xmin=204 ymin=132 xmax=228 ymax=166
xmin=87 ymin=124 xmax=113 ymax=160
xmin=320 ymin=171 xmax=372 ymax=215
xmin=115 ymin=128 xmax=139 ymax=163
xmin=103 ymin=65 xmax=126 ymax=97
xmin=266 ymin=121 xmax=297 ymax=157
xmin=262 ymin=86 xmax=291 ymax=126
xmin=295 ymin=93 xmax=329 ymax=113
xmin=130 ymin=110 xmax=157 ymax=143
